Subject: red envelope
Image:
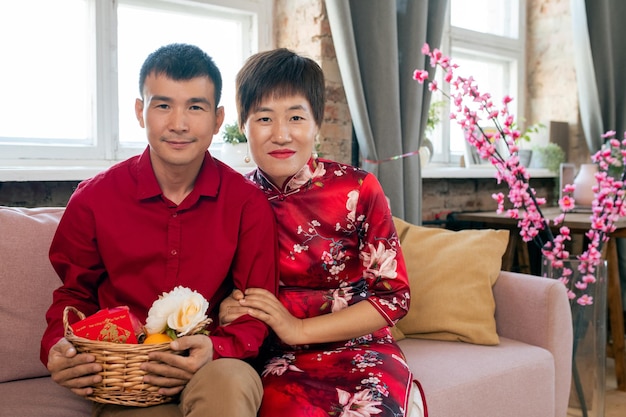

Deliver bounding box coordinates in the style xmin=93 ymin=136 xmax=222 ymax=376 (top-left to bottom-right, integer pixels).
xmin=71 ymin=306 xmax=138 ymax=344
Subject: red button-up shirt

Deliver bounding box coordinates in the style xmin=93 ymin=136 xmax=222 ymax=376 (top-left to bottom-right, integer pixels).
xmin=40 ymin=148 xmax=278 ymax=365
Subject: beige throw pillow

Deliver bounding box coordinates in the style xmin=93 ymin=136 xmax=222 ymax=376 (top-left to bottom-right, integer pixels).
xmin=392 ymin=217 xmax=509 ymax=345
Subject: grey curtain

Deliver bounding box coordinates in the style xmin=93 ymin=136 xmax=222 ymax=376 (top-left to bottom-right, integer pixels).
xmin=571 ymin=0 xmax=626 ymax=150
xmin=571 ymin=0 xmax=626 ymax=310
xmin=326 ymin=0 xmax=448 ymax=224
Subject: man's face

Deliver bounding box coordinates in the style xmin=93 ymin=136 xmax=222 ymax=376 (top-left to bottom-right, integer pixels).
xmin=135 ymin=73 xmax=224 ymax=170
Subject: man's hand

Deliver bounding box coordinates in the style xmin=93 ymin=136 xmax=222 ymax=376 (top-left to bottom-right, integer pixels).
xmin=142 ymin=334 xmax=214 ymax=396
xmin=47 ymin=338 xmax=102 ymax=397
xmin=219 ymin=289 xmax=248 ymax=326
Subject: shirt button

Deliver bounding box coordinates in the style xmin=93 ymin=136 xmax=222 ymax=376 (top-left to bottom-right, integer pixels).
xmin=218 ymin=345 xmax=224 ymax=350
xmin=171 ymin=249 xmax=177 ymax=256
xmin=172 ymin=213 xmax=177 ymax=218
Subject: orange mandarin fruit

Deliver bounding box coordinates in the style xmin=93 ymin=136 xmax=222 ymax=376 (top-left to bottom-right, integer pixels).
xmin=143 ymin=333 xmax=173 ymax=344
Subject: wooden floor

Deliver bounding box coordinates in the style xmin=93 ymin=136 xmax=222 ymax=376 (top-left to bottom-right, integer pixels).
xmin=568 ymin=358 xmax=626 ymax=416
xmin=605 ymin=358 xmax=626 ymax=417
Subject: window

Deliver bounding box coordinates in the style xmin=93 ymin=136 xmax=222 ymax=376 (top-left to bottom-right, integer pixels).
xmin=0 ymin=0 xmax=272 ymax=167
xmin=430 ymin=0 xmax=526 ymax=165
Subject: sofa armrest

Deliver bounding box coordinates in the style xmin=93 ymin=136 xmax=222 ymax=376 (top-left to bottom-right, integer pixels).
xmin=493 ymin=270 xmax=573 ymax=417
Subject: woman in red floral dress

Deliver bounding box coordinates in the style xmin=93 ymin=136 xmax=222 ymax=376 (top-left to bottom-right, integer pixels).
xmin=221 ymin=48 xmax=427 ymax=417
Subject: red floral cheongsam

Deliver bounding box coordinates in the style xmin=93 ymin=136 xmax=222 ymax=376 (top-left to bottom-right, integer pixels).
xmin=246 ymin=158 xmax=426 ymax=417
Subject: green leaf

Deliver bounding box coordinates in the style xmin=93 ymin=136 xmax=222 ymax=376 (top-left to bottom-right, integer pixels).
xmin=166 ymin=328 xmax=178 ymax=340
xmin=222 ymin=121 xmax=247 ymax=144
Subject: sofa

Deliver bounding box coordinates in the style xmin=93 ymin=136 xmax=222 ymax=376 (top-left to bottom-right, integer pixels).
xmin=0 ymin=206 xmax=573 ymax=417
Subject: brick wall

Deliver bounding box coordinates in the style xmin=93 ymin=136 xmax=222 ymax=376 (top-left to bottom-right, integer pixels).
xmin=274 ymin=0 xmax=352 ymax=165
xmin=526 ymin=0 xmax=589 ymax=166
xmin=422 ymin=177 xmax=556 ymax=223
xmin=0 ymin=181 xmax=77 ymax=207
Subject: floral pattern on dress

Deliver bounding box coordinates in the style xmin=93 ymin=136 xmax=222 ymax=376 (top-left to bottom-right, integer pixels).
xmin=247 ymin=158 xmax=421 ymax=417
xmin=332 ymin=388 xmax=383 ymax=417
xmin=261 ymin=353 xmax=304 ymax=377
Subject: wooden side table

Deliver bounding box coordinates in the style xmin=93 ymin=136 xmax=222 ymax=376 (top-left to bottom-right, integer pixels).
xmin=454 ymin=208 xmax=626 ymax=391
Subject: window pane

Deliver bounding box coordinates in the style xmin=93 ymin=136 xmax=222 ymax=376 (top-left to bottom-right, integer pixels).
xmin=0 ymin=0 xmax=91 ymax=142
xmin=448 ymin=53 xmax=513 ymax=155
xmin=451 ymin=0 xmax=519 ymax=38
xmin=117 ymin=3 xmax=247 ymax=146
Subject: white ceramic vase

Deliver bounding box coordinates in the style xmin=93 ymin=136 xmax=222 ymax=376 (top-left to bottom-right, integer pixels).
xmin=573 ymin=163 xmax=598 ymax=208
xmin=419 ymin=146 xmax=431 ymax=168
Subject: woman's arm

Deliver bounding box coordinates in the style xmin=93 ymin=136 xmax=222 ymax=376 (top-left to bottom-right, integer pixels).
xmin=238 ymin=288 xmax=388 ymax=346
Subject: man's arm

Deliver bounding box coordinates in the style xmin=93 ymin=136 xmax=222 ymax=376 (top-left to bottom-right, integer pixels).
xmin=209 ymin=190 xmax=279 ymax=359
xmin=41 ymin=191 xmax=105 ymax=366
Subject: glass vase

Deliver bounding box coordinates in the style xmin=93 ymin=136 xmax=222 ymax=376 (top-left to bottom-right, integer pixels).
xmin=541 ymin=256 xmax=607 ymax=417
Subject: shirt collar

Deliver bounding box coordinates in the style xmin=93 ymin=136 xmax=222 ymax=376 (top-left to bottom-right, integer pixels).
xmin=136 ymin=147 xmax=220 ymax=202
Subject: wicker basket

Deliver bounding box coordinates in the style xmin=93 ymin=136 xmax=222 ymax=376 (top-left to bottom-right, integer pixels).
xmin=63 ymin=306 xmax=199 ymax=407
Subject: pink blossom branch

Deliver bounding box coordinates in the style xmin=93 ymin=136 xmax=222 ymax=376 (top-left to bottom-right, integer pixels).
xmin=414 ymin=43 xmax=626 ymax=306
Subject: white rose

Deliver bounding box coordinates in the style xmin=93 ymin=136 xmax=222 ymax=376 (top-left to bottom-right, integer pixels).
xmin=145 ymin=286 xmax=209 ymax=337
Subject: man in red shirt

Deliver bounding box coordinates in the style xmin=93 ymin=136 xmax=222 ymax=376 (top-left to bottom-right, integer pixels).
xmin=40 ymin=43 xmax=278 ymax=417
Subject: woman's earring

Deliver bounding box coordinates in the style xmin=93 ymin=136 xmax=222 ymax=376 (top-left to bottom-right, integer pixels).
xmin=244 ymin=145 xmax=251 ymax=164
xmin=313 ymin=134 xmax=320 ymax=159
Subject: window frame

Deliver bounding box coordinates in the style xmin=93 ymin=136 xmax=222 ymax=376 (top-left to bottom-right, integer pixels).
xmin=0 ymin=0 xmax=272 ymax=177
xmin=431 ymin=0 xmax=526 ymax=165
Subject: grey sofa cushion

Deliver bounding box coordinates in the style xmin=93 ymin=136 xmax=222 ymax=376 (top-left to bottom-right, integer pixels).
xmin=0 ymin=376 xmax=92 ymax=417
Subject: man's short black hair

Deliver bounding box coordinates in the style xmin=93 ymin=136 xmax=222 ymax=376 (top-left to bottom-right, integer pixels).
xmin=138 ymin=43 xmax=222 ymax=107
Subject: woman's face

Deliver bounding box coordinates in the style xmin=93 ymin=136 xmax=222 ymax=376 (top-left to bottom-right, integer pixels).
xmin=243 ymin=94 xmax=319 ymax=188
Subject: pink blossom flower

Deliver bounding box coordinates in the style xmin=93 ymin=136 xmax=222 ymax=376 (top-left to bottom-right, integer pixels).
xmin=577 ymin=295 xmax=594 ymax=306
xmin=583 ymin=274 xmax=597 ymax=284
xmin=559 ymin=196 xmax=575 ymax=211
xmin=412 ymin=69 xmax=428 ymax=83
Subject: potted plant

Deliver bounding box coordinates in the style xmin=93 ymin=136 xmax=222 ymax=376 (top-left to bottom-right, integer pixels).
xmin=420 ymin=100 xmax=444 ymax=166
xmin=222 ymin=121 xmax=247 ymax=144
xmin=515 ymin=122 xmax=545 ymax=167
xmin=530 ymin=142 xmax=566 ymax=173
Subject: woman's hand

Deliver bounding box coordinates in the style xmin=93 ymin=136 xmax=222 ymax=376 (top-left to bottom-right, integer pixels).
xmin=239 ymin=288 xmax=304 ymax=345
xmin=231 ymin=288 xmax=389 ymax=346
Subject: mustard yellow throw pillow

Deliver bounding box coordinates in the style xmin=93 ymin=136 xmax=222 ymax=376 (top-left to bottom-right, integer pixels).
xmin=392 ymin=217 xmax=509 ymax=345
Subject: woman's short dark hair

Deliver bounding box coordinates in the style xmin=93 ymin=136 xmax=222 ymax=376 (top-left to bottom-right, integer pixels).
xmin=236 ymin=48 xmax=325 ymax=128
xmin=138 ymin=43 xmax=222 ymax=107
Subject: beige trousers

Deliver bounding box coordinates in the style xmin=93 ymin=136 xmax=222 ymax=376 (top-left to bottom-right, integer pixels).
xmin=92 ymin=358 xmax=262 ymax=417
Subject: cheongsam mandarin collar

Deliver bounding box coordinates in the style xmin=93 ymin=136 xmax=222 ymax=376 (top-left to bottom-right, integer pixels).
xmin=251 ymin=157 xmax=326 ymax=200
